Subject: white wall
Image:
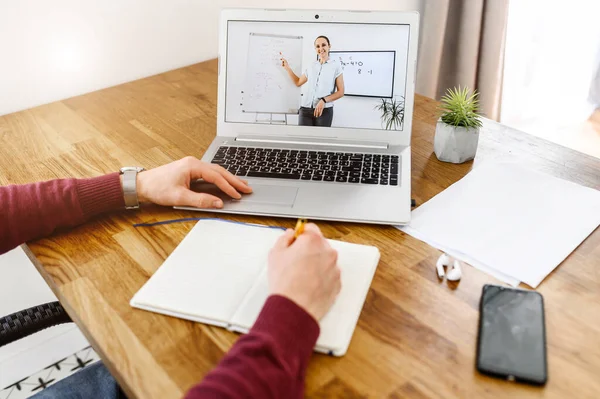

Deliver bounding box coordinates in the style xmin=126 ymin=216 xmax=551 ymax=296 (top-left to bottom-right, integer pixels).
xmin=0 ymin=0 xmax=422 ymax=117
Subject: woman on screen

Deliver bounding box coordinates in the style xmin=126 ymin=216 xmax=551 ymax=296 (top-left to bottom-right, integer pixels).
xmin=281 ymin=35 xmax=344 ymax=127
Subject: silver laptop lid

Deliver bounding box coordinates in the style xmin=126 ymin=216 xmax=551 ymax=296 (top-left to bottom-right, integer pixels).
xmin=217 ymin=9 xmax=420 ymax=148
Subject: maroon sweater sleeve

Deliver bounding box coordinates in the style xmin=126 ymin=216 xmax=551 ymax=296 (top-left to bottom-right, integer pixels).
xmin=0 ymin=173 xmax=125 ymax=255
xmin=185 ymin=295 xmax=320 ymax=399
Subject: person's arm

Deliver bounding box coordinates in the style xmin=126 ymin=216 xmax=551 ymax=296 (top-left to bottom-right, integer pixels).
xmin=185 ymin=225 xmax=340 ymax=399
xmin=185 ymin=295 xmax=319 ymax=399
xmin=0 ymin=173 xmax=125 ymax=255
xmin=287 ymin=71 xmax=308 ymax=87
xmin=281 ymin=55 xmax=308 ymax=87
xmin=0 ymin=157 xmax=252 ymax=256
xmin=284 ymin=68 xmax=308 ymax=87
xmin=323 ymin=74 xmax=345 ymax=103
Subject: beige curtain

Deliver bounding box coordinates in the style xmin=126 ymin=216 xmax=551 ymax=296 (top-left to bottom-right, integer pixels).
xmin=416 ymin=0 xmax=509 ymax=121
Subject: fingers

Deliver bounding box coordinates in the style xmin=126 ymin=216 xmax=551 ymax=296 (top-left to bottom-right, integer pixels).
xmin=186 ymin=157 xmax=250 ymax=192
xmin=183 ymin=158 xmax=253 ymax=203
xmin=176 ymin=189 xmax=224 ymax=209
xmin=328 ymin=254 xmax=341 ymax=295
xmin=203 ymin=168 xmax=243 ymax=199
xmin=272 ymin=229 xmax=295 ymax=250
xmin=331 ymin=248 xmax=339 ymax=266
xmin=298 ymin=223 xmax=328 ymax=251
xmin=333 ymin=266 xmax=342 ymax=295
xmin=187 ymin=159 xmax=252 ymax=199
xmin=303 ymin=223 xmax=323 ymax=237
xmin=208 ymin=164 xmax=253 ymax=194
xmin=322 ymin=251 xmax=341 ymax=299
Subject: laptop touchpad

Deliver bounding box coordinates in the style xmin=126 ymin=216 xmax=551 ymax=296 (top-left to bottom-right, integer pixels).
xmin=191 ymin=182 xmax=297 ymax=207
xmin=233 ymin=184 xmax=297 ymax=206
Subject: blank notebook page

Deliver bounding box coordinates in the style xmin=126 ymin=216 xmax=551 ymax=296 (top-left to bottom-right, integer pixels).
xmin=130 ymin=220 xmax=283 ymax=325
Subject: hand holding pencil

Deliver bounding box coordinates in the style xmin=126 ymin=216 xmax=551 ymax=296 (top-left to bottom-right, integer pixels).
xmin=293 ymin=218 xmax=307 ymax=240
xmin=267 ymin=218 xmax=341 ymax=321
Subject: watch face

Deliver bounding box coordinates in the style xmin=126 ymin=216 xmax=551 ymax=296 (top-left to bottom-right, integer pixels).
xmin=121 ymin=167 xmax=145 ymax=173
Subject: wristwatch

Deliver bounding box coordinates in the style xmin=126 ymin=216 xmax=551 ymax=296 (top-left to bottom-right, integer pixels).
xmin=119 ymin=167 xmax=145 ymax=209
xmin=320 ymin=97 xmax=327 ymax=103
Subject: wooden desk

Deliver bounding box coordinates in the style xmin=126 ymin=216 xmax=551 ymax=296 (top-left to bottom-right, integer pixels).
xmin=1 ymin=59 xmax=599 ymax=398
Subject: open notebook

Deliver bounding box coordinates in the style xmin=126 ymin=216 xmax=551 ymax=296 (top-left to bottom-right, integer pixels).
xmin=130 ymin=219 xmax=380 ymax=356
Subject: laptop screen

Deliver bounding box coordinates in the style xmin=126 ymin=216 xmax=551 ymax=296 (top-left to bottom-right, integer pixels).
xmin=225 ymin=20 xmax=411 ymax=132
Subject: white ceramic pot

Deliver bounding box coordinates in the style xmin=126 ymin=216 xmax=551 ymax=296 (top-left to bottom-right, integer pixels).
xmin=433 ymin=119 xmax=480 ymax=163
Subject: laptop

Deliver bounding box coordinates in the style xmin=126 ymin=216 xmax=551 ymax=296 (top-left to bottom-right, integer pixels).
xmin=177 ymin=8 xmax=420 ymax=225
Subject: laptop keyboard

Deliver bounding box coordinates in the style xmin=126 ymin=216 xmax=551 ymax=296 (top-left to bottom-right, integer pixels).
xmin=210 ymin=146 xmax=400 ymax=186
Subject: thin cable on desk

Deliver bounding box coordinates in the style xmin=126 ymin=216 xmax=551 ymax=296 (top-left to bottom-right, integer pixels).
xmin=133 ymin=217 xmax=287 ymax=231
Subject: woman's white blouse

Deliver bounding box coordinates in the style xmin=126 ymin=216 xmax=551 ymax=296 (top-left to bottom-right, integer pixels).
xmin=301 ymin=59 xmax=343 ymax=108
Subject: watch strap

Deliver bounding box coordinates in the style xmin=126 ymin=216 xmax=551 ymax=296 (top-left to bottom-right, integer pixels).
xmin=120 ymin=167 xmax=145 ymax=209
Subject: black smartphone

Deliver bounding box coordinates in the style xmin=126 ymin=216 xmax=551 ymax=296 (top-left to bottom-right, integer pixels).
xmin=476 ymin=284 xmax=548 ymax=385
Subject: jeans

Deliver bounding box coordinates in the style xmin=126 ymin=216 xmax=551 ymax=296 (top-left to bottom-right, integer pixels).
xmin=298 ymin=106 xmax=333 ymax=127
xmin=30 ymin=362 xmax=126 ymax=399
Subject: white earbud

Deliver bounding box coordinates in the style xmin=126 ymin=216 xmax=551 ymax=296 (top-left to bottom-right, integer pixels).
xmin=446 ymin=259 xmax=462 ymax=281
xmin=436 ymin=253 xmax=462 ymax=281
xmin=436 ymin=253 xmax=451 ymax=278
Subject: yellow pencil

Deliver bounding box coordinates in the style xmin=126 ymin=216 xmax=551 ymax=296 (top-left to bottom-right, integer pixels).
xmin=294 ymin=218 xmax=308 ymax=239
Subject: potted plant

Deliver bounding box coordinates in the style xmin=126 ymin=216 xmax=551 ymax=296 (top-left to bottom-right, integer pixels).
xmin=375 ymin=96 xmax=404 ymax=130
xmin=434 ymin=87 xmax=483 ymax=163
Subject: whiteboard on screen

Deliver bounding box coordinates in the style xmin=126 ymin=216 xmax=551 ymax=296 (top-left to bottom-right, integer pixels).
xmin=330 ymin=51 xmax=396 ymax=98
xmin=242 ymin=33 xmax=303 ymax=114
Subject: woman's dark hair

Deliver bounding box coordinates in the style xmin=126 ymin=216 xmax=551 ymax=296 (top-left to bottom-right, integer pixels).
xmin=314 ymin=35 xmax=330 ymax=46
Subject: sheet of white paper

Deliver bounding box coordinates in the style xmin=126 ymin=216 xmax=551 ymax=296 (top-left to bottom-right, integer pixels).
xmin=398 ymin=162 xmax=600 ymax=288
xmin=399 ymin=225 xmax=521 ymax=286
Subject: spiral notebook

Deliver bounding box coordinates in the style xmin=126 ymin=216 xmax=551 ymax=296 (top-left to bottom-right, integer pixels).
xmin=130 ymin=219 xmax=380 ymax=356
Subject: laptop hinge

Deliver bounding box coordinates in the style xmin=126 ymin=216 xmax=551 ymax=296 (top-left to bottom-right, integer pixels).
xmin=234 ymin=136 xmax=389 ymax=150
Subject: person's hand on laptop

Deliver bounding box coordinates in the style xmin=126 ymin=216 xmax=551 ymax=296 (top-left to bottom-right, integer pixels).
xmin=136 ymin=156 xmax=252 ymax=209
xmin=268 ymin=223 xmax=341 ymax=321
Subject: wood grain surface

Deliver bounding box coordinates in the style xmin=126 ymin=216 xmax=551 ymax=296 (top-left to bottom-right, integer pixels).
xmin=1 ymin=59 xmax=599 ymax=398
